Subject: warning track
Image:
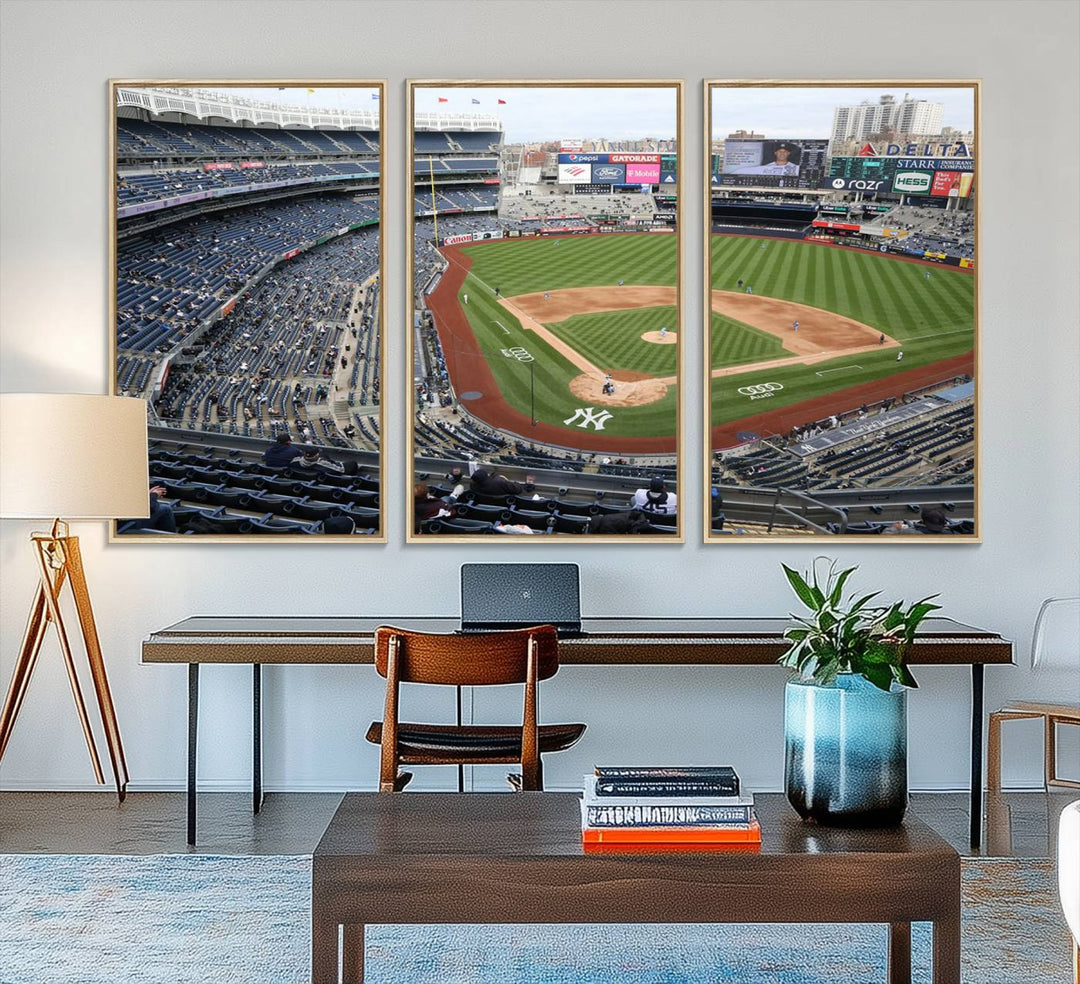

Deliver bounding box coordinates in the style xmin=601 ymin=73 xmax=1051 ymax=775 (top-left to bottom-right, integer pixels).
xmin=427 ymin=244 xmax=676 ymax=454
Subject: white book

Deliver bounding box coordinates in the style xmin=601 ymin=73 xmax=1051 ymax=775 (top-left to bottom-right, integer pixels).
xmin=581 ymin=775 xmax=754 ymax=809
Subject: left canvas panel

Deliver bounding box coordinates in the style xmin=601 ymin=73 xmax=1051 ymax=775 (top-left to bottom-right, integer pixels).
xmin=110 ymin=82 xmax=386 ymax=540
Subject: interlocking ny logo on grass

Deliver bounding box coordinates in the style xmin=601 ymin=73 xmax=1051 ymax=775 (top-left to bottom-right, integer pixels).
xmin=564 ymin=407 xmax=614 ymax=430
xmin=892 ymin=172 xmax=933 ymax=194
xmin=738 ymin=382 xmax=783 ymax=401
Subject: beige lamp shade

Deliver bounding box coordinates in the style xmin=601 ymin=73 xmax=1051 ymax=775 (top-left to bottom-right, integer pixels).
xmin=0 ymin=393 xmax=150 ymax=519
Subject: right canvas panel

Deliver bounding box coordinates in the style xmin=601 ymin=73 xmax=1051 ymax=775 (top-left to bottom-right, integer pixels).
xmin=706 ymin=82 xmax=978 ymax=541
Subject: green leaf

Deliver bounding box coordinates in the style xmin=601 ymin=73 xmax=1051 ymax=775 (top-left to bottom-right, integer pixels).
xmin=782 ymin=564 xmax=819 ymax=610
xmin=849 ymin=591 xmax=881 ymax=613
xmin=895 ymin=664 xmax=919 ymax=689
xmin=863 ymin=663 xmax=894 ymax=692
xmin=828 ymin=566 xmax=856 ymax=607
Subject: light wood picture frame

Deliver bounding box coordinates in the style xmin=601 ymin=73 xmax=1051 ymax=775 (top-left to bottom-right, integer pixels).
xmin=407 ymin=79 xmax=684 ymax=543
xmin=109 ymin=80 xmax=387 ymax=542
xmin=704 ymin=80 xmax=980 ymax=543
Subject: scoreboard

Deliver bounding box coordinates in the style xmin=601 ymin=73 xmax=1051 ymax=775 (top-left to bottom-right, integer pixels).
xmin=828 ymin=157 xmax=975 ymax=196
xmin=713 ymin=138 xmax=828 ymax=190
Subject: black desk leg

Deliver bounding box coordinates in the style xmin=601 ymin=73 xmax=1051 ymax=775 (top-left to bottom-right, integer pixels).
xmin=187 ymin=662 xmax=199 ymax=847
xmin=253 ymin=664 xmax=263 ymax=815
xmin=456 ymin=684 xmax=464 ymax=793
xmin=969 ymin=663 xmax=984 ymax=848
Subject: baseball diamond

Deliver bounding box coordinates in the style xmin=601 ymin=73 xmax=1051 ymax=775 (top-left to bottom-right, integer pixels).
xmin=709 ymin=234 xmax=975 ymax=448
xmin=428 ymin=234 xmax=679 ymax=453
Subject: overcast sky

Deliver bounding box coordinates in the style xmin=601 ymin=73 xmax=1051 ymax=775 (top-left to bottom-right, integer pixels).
xmin=413 ymin=86 xmax=677 ymax=142
xmin=711 ymin=86 xmax=976 ymax=139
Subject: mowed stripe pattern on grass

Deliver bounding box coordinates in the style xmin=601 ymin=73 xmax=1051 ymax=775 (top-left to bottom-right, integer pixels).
xmin=450 ymin=249 xmax=677 ymax=440
xmin=710 ymin=235 xmax=974 ymax=342
xmin=545 ymin=305 xmax=678 ymax=377
xmin=710 ymin=311 xmax=786 ymax=368
xmin=460 ymin=233 xmax=677 ymax=297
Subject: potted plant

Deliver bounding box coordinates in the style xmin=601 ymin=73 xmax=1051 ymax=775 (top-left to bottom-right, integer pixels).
xmin=779 ymin=558 xmax=941 ymax=826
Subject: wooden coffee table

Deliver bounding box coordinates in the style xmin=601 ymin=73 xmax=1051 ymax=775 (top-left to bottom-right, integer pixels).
xmin=312 ymin=792 xmax=960 ymax=984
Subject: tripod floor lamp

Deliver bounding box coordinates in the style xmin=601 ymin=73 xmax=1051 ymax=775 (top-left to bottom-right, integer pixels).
xmin=0 ymin=393 xmax=149 ymax=800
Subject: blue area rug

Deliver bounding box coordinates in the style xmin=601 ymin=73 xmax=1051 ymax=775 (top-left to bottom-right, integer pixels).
xmin=0 ymin=854 xmax=1069 ymax=983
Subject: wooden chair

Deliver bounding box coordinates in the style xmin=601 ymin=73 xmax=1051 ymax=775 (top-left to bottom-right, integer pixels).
xmin=988 ymin=598 xmax=1080 ymax=792
xmin=365 ymin=625 xmax=586 ymax=792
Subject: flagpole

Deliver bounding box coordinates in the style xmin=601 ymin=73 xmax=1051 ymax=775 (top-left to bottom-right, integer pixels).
xmin=428 ymin=154 xmax=439 ymax=246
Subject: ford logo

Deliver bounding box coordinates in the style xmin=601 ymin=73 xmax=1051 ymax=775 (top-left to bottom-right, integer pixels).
xmin=595 ymin=167 xmax=620 ymax=178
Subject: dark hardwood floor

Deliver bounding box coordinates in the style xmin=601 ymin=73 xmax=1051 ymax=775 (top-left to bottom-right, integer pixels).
xmin=1 ymin=788 xmax=1073 ymax=857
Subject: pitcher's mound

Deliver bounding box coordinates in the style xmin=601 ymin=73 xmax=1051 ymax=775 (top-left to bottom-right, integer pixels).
xmin=641 ymin=330 xmax=677 ymax=345
xmin=569 ymin=370 xmax=668 ymax=408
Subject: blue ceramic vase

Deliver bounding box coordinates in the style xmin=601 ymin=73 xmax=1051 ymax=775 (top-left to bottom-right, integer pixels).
xmin=784 ymin=673 xmax=908 ymax=826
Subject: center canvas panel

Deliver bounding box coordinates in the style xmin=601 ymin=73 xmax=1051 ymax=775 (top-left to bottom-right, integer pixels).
xmin=409 ymin=81 xmax=682 ymax=541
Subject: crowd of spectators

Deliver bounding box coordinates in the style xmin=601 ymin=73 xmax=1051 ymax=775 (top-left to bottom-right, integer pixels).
xmin=117 ymin=194 xmax=379 ymax=361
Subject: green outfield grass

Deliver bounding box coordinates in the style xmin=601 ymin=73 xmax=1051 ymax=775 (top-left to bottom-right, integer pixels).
xmin=459 ymin=233 xmax=676 ymax=296
xmin=710 ymin=311 xmax=786 ymax=368
xmin=709 ymin=235 xmax=975 ymax=427
xmin=449 ymin=235 xmax=679 ymax=439
xmin=545 ymin=305 xmax=677 ymax=377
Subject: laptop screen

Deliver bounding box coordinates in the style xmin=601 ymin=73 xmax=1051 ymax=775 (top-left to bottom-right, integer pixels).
xmin=460 ymin=563 xmax=581 ymax=631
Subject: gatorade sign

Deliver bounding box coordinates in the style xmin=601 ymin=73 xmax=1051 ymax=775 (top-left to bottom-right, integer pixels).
xmin=892 ymin=172 xmax=933 ymax=195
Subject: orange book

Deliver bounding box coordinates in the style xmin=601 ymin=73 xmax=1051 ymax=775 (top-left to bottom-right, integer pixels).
xmin=583 ymin=840 xmax=761 ymax=855
xmin=582 ymin=818 xmax=761 ymax=845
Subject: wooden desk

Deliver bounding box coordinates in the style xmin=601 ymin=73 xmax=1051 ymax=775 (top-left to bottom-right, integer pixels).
xmin=142 ymin=616 xmax=1012 ymax=846
xmin=311 ymin=791 xmax=961 ymax=984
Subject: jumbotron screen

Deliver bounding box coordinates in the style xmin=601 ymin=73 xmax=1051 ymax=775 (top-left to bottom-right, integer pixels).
xmin=717 ymin=138 xmax=828 ymax=189
xmin=828 ymin=156 xmax=975 ymax=197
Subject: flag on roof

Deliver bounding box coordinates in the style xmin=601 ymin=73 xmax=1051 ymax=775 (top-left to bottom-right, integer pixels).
xmin=371 ymin=92 xmax=379 ymax=100
xmin=307 ymin=88 xmax=316 ymax=94
xmin=471 ymin=98 xmax=480 ymax=105
xmin=497 ymin=99 xmax=507 ymax=105
xmin=438 ymin=97 xmax=449 ymax=103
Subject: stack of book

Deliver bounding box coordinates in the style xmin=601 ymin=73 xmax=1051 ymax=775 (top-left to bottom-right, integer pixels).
xmin=581 ymin=766 xmax=760 ymax=848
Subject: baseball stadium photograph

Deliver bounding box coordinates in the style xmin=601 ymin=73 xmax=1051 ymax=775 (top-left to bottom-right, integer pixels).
xmin=111 ymin=82 xmax=385 ymax=539
xmin=410 ymin=81 xmax=682 ymax=540
xmin=706 ymin=81 xmax=978 ymax=540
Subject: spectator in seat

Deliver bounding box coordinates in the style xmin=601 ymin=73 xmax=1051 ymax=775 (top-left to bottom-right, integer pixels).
xmin=142 ymin=486 xmax=176 ymax=533
xmin=588 ymin=510 xmax=651 ymax=534
xmin=631 ymin=476 xmax=677 ymax=515
xmin=295 ymin=448 xmax=358 ymax=476
xmin=414 ymin=481 xmax=462 ymax=532
xmin=322 ymin=515 xmax=356 ymax=535
xmin=470 ymin=467 xmax=533 ymax=498
xmin=915 ymin=506 xmax=951 ymax=534
xmin=263 ymin=432 xmax=303 ymax=468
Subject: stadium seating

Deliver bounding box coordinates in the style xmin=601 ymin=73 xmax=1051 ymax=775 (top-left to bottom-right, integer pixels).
xmin=119 ymin=435 xmax=380 ymax=536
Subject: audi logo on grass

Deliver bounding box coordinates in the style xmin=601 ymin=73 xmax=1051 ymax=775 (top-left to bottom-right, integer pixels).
xmin=737 ymin=382 xmax=784 ymax=400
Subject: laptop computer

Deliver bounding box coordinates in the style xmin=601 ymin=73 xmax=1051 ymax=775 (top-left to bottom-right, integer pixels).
xmin=460 ymin=563 xmax=582 ymax=637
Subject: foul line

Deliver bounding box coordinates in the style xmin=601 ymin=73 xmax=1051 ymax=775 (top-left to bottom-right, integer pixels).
xmin=816 ymin=364 xmax=862 ymax=376
xmin=493 ymin=320 xmax=510 ymax=335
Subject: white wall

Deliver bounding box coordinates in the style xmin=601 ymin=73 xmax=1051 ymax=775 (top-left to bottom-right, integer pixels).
xmin=1 ymin=0 xmax=1077 ymax=795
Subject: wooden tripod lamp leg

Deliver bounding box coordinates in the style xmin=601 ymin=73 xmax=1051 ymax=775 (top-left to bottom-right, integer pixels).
xmin=62 ymin=536 xmax=129 ymax=799
xmin=31 ymin=537 xmax=106 ymax=786
xmin=0 ymin=584 xmax=51 ymax=759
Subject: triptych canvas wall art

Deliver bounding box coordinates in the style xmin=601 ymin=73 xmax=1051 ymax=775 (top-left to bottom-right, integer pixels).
xmin=108 ymin=79 xmax=977 ymax=543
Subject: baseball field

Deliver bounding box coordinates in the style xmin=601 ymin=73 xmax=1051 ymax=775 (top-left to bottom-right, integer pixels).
xmin=427 ymin=232 xmax=679 ymax=453
xmin=709 ymin=234 xmax=976 ymax=447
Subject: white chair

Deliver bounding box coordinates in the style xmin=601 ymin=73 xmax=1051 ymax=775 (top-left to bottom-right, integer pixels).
xmin=1059 ymin=799 xmax=1080 ymax=983
xmin=988 ymin=597 xmax=1080 ymax=791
